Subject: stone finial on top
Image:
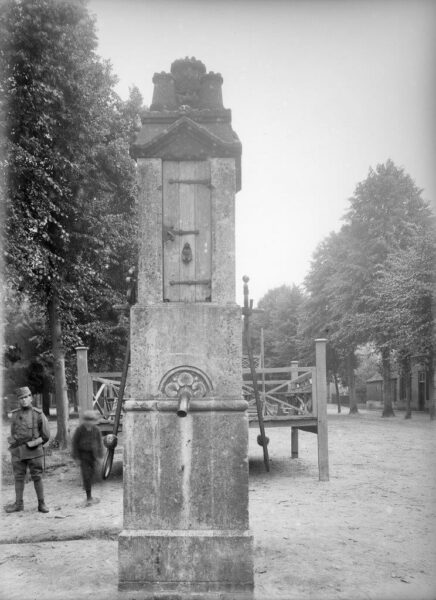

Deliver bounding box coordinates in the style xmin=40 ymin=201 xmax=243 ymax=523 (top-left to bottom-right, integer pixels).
xmin=199 ymin=72 xmax=224 ymax=109
xmin=171 ymin=57 xmax=206 ymax=109
xmin=150 ymin=57 xmax=224 ymax=111
xmin=171 ymin=56 xmax=207 ymax=78
xmin=150 ymin=72 xmax=177 ymax=110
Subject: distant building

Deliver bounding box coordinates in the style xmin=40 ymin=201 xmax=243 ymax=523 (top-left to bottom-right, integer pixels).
xmin=366 ymin=363 xmax=430 ymax=411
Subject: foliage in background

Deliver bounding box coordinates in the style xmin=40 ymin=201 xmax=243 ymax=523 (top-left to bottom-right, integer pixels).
xmin=0 ymin=0 xmax=141 ymax=443
xmin=342 ymin=160 xmax=433 ymax=416
xmin=298 ymin=227 xmax=360 ymax=412
xmin=371 ymin=231 xmax=434 ymax=361
xmin=354 ymin=344 xmax=381 ymax=392
xmin=297 ymin=160 xmax=434 ymax=416
xmin=250 ymin=284 xmax=303 ymax=367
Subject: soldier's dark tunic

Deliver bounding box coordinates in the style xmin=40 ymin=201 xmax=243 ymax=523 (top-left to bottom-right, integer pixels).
xmin=72 ymin=424 xmax=103 ymax=498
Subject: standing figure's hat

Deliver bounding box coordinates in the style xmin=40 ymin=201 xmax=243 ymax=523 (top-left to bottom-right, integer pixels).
xmin=83 ymin=410 xmax=99 ymax=422
xmin=16 ymin=387 xmax=31 ymax=398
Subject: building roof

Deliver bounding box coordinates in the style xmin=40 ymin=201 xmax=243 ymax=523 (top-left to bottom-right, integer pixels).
xmin=366 ymin=373 xmax=398 ymax=383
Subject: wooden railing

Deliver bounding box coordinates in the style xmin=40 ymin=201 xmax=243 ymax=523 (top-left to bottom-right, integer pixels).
xmin=88 ymin=372 xmax=123 ymax=418
xmin=243 ymin=366 xmax=314 ymax=417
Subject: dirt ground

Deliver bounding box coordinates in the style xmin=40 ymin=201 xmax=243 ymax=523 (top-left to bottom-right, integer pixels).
xmin=1 ymin=407 xmax=436 ymax=600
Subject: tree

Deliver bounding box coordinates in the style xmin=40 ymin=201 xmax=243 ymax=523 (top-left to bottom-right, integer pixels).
xmin=300 ymin=229 xmax=361 ymax=414
xmin=344 ymin=160 xmax=433 ymax=416
xmin=1 ymin=0 xmax=139 ymax=445
xmin=371 ymin=228 xmax=435 ymax=418
xmin=64 ymin=84 xmax=141 ymax=373
xmin=251 ymin=285 xmax=303 ymax=367
xmin=354 ymin=343 xmax=380 ymax=402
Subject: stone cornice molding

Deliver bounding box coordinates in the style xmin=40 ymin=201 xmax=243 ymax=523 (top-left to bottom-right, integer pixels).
xmin=131 ymin=116 xmax=241 ymax=157
xmin=131 ymin=116 xmax=241 ymax=189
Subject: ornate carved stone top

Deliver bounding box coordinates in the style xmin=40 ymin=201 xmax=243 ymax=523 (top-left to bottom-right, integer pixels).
xmin=131 ymin=57 xmax=242 ymax=190
xmin=171 ymin=57 xmax=207 ymax=77
xmin=150 ymin=57 xmax=223 ymax=111
xmin=171 ymin=57 xmax=206 ymax=109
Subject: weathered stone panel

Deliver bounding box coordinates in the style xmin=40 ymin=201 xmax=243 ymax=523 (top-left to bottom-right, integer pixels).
xmin=122 ymin=408 xmax=249 ymax=531
xmin=211 ymin=158 xmax=237 ymax=303
xmin=130 ymin=303 xmax=242 ymax=398
xmin=136 ymin=158 xmax=163 ymax=303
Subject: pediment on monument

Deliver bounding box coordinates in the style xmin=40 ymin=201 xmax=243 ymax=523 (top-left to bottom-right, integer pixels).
xmin=131 ymin=116 xmax=241 ymax=161
xmin=131 ymin=116 xmax=242 ymax=190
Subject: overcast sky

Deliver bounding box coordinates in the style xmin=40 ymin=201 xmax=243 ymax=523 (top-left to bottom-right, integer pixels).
xmin=89 ymin=0 xmax=436 ymax=305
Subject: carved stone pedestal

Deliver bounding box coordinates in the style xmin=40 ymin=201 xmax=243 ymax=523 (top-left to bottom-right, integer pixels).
xmin=119 ymin=303 xmax=253 ymax=596
xmin=119 ymin=58 xmax=253 ymax=598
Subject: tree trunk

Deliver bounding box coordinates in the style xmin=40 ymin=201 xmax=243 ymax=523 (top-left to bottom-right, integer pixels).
xmin=333 ymin=372 xmax=341 ymax=414
xmin=347 ymin=352 xmax=358 ymax=414
xmin=381 ymin=347 xmax=395 ymax=417
xmin=429 ymin=357 xmax=435 ymax=421
xmin=42 ymin=374 xmax=51 ymax=418
xmin=403 ymin=356 xmax=412 ymax=419
xmin=48 ymin=294 xmax=70 ymax=448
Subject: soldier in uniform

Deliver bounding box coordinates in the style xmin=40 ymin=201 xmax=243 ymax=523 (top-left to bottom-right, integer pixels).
xmin=5 ymin=386 xmax=50 ymax=513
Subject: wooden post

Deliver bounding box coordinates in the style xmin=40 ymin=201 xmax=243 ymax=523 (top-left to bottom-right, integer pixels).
xmin=315 ymin=339 xmax=329 ymax=481
xmin=291 ymin=428 xmax=299 ymax=459
xmin=260 ymin=327 xmax=266 ymax=406
xmin=75 ymin=346 xmax=91 ymax=415
xmin=290 ymin=361 xmax=299 ymax=458
xmin=311 ymin=366 xmax=318 ymax=415
xmin=243 ymin=277 xmax=270 ymax=472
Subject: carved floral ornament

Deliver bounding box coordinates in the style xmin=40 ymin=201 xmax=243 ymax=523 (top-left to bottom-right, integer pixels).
xmin=159 ymin=367 xmax=212 ymax=399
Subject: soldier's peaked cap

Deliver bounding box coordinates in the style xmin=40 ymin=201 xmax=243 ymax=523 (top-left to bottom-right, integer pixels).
xmin=16 ymin=386 xmax=31 ymax=398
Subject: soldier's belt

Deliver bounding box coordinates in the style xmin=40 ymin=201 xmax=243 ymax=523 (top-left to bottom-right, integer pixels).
xmin=10 ymin=443 xmax=44 ymax=460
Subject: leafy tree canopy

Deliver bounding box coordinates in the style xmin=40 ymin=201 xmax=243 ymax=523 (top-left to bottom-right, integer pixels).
xmin=251 ymin=284 xmax=304 ymax=367
xmin=1 ymin=0 xmax=143 ymax=446
xmin=1 ymin=0 xmax=142 ymax=375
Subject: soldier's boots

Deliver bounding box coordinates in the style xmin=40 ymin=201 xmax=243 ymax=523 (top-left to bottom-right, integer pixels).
xmin=5 ymin=480 xmax=24 ymax=513
xmin=4 ymin=502 xmax=24 ymax=513
xmin=34 ymin=479 xmax=49 ymax=513
xmin=5 ymin=481 xmax=49 ymax=513
xmin=38 ymin=500 xmax=49 ymax=513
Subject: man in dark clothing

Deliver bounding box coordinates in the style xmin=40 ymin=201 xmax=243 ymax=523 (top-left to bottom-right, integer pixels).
xmin=5 ymin=386 xmax=50 ymax=513
xmin=72 ymin=410 xmax=104 ymax=506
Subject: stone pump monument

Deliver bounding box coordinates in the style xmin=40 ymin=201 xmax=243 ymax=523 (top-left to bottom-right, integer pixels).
xmin=118 ymin=58 xmax=254 ymax=598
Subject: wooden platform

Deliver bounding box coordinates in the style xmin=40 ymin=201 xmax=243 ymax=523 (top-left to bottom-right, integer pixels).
xmin=249 ymin=415 xmax=317 ymax=431
xmin=244 ymin=340 xmax=329 ymax=480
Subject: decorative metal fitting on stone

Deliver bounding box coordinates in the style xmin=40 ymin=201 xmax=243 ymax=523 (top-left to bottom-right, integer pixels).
xmin=159 ymin=367 xmax=212 ymax=399
xmin=181 ymin=242 xmax=193 ymax=264
xmin=103 ymin=434 xmax=118 ymax=449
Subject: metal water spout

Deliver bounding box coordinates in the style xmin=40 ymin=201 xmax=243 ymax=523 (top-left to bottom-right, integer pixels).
xmin=177 ymin=389 xmax=192 ymax=417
